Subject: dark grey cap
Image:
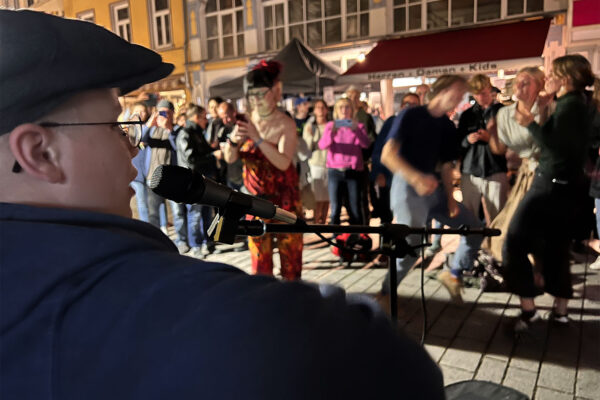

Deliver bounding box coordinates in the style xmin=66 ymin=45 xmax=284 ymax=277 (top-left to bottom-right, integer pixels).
xmin=0 ymin=9 xmax=174 ymax=134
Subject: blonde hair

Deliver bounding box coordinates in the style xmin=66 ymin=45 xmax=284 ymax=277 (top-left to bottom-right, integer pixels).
xmin=553 ymin=54 xmax=595 ymax=92
xmin=517 ymin=66 xmax=545 ymax=91
xmin=333 ymin=97 xmax=354 ymax=120
xmin=468 ymin=74 xmax=492 ymax=94
xmin=429 ymin=75 xmax=467 ymax=100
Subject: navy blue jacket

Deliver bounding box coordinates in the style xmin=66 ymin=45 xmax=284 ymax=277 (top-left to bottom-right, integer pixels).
xmin=1 ymin=203 xmax=444 ymax=399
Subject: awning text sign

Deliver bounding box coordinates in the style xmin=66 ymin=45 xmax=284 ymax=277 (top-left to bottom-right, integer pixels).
xmin=339 ymin=57 xmax=542 ymax=84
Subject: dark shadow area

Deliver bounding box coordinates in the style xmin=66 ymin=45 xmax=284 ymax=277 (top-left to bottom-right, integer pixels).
xmin=382 ymin=292 xmax=598 ymax=370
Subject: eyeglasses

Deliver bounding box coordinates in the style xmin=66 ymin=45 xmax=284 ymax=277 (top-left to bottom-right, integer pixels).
xmin=11 ymin=115 xmax=144 ymax=173
xmin=246 ymin=88 xmax=271 ymax=100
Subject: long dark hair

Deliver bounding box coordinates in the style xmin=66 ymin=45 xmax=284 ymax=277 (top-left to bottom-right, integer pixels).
xmin=553 ymin=54 xmax=595 ymax=92
xmin=312 ymin=99 xmax=331 ymax=122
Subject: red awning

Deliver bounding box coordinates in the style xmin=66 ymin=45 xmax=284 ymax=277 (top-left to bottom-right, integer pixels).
xmin=339 ymin=18 xmax=551 ymax=83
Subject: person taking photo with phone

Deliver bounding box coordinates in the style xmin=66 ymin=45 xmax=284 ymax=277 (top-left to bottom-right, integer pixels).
xmin=318 ymin=97 xmax=371 ymax=225
xmin=223 ymin=60 xmax=303 ymax=280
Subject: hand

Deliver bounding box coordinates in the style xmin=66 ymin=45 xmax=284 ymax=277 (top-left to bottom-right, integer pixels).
xmin=467 ymin=132 xmax=480 ymax=144
xmin=213 ymin=149 xmax=223 ymax=160
xmin=477 ymin=129 xmax=490 ymax=142
xmin=146 ymin=111 xmax=158 ymax=128
xmin=514 ymin=107 xmax=534 ymax=127
xmin=236 ymin=120 xmax=260 ymax=142
xmin=413 ymin=173 xmax=438 ymax=196
xmin=447 ymin=198 xmax=460 ymax=218
xmin=228 ymin=125 xmax=247 ymax=145
xmin=536 ymin=92 xmax=554 ymax=109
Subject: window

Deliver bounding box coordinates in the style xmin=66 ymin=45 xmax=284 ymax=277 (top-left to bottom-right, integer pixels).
xmin=150 ymin=0 xmax=172 ymax=48
xmin=264 ymin=2 xmax=286 ymax=51
xmin=476 ymin=0 xmax=500 ymax=22
xmin=394 ymin=0 xmax=545 ymax=33
xmin=427 ymin=0 xmax=448 ymax=30
xmin=112 ymin=2 xmax=131 ymax=42
xmin=451 ymin=0 xmax=473 ymax=26
xmin=507 ymin=0 xmax=543 ymax=16
xmin=77 ymin=9 xmax=95 ymax=23
xmin=345 ymin=0 xmax=369 ymax=39
xmin=263 ymin=0 xmax=367 ymax=51
xmin=393 ymin=0 xmax=422 ymax=33
xmin=205 ymin=0 xmax=244 ymax=59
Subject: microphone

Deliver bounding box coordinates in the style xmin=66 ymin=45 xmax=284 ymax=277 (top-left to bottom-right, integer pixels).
xmin=149 ymin=165 xmax=297 ymax=224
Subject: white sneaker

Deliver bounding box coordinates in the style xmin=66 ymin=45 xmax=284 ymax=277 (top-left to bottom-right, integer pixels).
xmin=514 ymin=310 xmax=541 ymax=333
xmin=589 ymin=255 xmax=600 ymax=270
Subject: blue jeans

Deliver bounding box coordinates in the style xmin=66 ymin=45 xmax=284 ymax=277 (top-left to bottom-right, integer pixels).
xmin=429 ymin=219 xmax=442 ymax=247
xmin=142 ymin=183 xmax=167 ymax=228
xmin=328 ymin=168 xmax=363 ymax=225
xmin=187 ymin=204 xmax=214 ymax=247
xmin=169 ymin=200 xmax=188 ymax=246
xmin=381 ymin=174 xmax=484 ymax=294
xmin=130 ymin=181 xmax=149 ymax=222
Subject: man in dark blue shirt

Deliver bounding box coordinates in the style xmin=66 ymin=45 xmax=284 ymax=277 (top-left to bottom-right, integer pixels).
xmin=380 ymin=75 xmax=484 ymax=304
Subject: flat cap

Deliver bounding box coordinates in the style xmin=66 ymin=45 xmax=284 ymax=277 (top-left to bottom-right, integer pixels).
xmin=0 ymin=9 xmax=174 ymax=133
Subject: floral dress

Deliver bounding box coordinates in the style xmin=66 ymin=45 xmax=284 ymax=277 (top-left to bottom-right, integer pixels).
xmin=239 ymin=139 xmax=303 ymax=280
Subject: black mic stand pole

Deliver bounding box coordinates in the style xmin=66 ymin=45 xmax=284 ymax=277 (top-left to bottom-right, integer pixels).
xmin=228 ymin=220 xmax=500 ymax=323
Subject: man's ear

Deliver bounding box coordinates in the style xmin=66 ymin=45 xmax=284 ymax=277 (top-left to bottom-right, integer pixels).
xmin=8 ymin=124 xmax=64 ymax=183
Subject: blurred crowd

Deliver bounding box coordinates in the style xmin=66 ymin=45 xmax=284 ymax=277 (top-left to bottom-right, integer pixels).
xmin=123 ymin=56 xmax=599 ymax=329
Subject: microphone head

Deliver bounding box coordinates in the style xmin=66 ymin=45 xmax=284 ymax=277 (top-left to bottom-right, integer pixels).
xmin=149 ymin=165 xmax=202 ymax=203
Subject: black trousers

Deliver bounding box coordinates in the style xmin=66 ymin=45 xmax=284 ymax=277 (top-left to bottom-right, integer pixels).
xmin=502 ymin=174 xmax=581 ymax=299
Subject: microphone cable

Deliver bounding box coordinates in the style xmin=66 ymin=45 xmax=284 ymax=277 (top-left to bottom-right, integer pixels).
xmin=420 ymin=232 xmax=428 ymax=346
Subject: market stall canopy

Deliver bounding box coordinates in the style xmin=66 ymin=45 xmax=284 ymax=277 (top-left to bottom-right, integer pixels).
xmin=210 ymin=38 xmax=341 ymax=98
xmin=337 ymin=18 xmax=551 ymax=84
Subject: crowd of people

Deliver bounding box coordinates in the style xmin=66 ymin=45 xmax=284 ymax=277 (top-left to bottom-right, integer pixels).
xmin=124 ymin=53 xmax=600 ymax=334
xmin=378 ymin=59 xmax=599 ymax=332
xmin=3 ymin=9 xmax=600 ymax=398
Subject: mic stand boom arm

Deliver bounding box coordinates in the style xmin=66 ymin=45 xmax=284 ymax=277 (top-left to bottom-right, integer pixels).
xmin=233 ymin=220 xmax=500 ymax=322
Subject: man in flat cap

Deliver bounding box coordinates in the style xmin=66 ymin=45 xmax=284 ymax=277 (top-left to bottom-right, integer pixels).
xmin=0 ymin=10 xmax=444 ymax=400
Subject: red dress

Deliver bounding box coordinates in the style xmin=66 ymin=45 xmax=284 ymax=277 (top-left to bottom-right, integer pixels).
xmin=239 ymin=139 xmax=303 ymax=280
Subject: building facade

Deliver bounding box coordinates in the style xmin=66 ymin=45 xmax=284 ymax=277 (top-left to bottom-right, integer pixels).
xmin=3 ymin=0 xmax=597 ymax=110
xmin=61 ymin=0 xmax=189 ymax=107
xmin=186 ymin=0 xmax=580 ymax=105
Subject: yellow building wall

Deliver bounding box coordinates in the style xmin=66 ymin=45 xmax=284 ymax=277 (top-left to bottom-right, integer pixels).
xmin=63 ymin=0 xmax=185 ymax=76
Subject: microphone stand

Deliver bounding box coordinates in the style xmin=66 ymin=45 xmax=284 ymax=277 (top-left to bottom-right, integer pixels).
xmin=210 ymin=217 xmax=499 ymax=323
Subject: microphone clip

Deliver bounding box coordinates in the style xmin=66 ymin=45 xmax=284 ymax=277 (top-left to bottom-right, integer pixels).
xmin=207 ymin=194 xmax=254 ymax=244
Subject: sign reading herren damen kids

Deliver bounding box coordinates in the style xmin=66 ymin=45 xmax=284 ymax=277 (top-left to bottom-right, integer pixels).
xmin=340 ymin=57 xmax=542 ymax=84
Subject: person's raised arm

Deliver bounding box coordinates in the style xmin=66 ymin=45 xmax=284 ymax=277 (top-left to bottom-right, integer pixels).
xmin=237 ymin=116 xmax=297 ymax=171
xmin=223 ymin=125 xmax=241 ymax=164
xmin=354 ymin=122 xmax=371 ymax=148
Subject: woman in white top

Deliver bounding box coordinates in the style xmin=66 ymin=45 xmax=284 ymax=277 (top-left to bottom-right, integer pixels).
xmin=302 ymin=99 xmax=330 ymax=224
xmin=486 ymin=66 xmax=546 ymax=261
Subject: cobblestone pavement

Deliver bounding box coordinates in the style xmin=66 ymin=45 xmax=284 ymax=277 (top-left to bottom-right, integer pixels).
xmin=190 ymin=231 xmax=600 ymax=400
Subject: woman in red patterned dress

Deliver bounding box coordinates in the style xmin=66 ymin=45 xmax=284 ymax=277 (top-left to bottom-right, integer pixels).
xmin=223 ymin=61 xmax=303 ymax=280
